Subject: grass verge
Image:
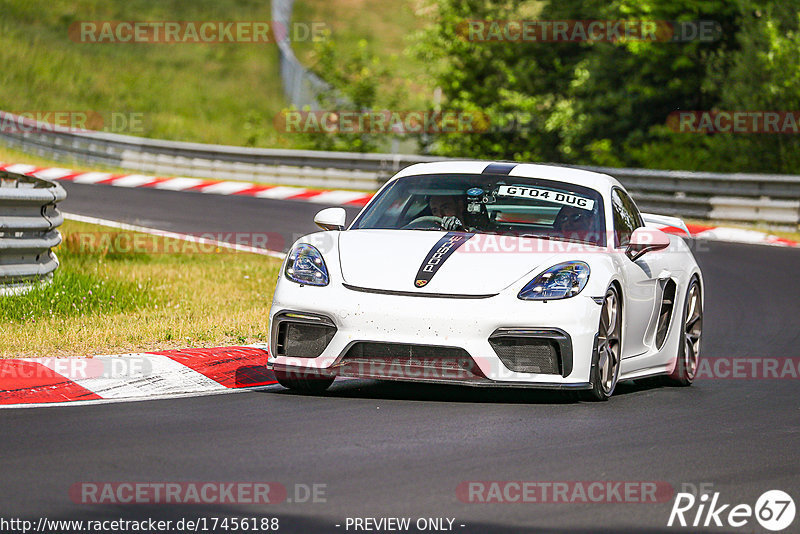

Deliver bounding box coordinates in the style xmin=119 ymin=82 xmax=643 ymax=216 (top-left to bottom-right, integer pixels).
xmin=0 ymin=219 xmax=283 ymax=358
xmin=0 ymin=0 xmax=289 ymax=148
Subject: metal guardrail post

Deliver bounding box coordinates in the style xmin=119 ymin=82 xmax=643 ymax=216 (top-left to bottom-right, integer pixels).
xmin=272 ymin=0 xmax=331 ymax=110
xmin=0 ymin=170 xmax=66 ymax=295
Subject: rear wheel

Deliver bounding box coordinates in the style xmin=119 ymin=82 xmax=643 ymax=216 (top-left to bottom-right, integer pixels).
xmin=582 ymin=285 xmax=622 ymax=401
xmin=665 ymin=279 xmax=702 ymax=386
xmin=274 ymin=369 xmax=335 ymax=393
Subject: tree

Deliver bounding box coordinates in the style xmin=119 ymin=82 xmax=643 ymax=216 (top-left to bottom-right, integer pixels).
xmin=292 ymin=34 xmax=404 ymax=152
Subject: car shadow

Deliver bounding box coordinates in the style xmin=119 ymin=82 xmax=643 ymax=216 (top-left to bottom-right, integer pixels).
xmin=263 ymin=376 xmax=670 ymax=405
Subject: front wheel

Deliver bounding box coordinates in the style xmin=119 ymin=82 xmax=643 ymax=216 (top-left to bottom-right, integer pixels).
xmin=274 ymin=369 xmax=335 ymax=393
xmin=664 ymin=279 xmax=702 ymax=386
xmin=582 ymin=285 xmax=622 ymax=402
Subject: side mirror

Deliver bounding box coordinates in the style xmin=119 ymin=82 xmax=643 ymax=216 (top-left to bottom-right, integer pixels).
xmin=626 ymin=227 xmax=670 ymax=261
xmin=314 ymin=207 xmax=346 ymax=231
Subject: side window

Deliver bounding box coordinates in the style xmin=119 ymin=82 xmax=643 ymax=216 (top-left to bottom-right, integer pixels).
xmin=611 ymin=188 xmax=642 ymax=247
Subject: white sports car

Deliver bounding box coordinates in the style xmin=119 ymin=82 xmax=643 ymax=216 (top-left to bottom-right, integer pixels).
xmin=268 ymin=162 xmax=703 ymax=400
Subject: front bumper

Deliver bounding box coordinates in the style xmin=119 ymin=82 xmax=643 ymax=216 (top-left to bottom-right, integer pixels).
xmin=268 ymin=279 xmax=602 ymax=388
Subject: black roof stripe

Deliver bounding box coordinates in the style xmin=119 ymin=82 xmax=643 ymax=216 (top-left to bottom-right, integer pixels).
xmin=482 ymin=162 xmax=518 ymax=175
xmin=414 ymin=232 xmax=474 ymax=288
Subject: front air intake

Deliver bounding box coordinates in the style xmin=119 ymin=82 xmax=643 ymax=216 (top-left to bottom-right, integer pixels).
xmin=489 ymin=338 xmax=560 ymax=374
xmin=272 ymin=311 xmax=336 ymax=358
xmin=488 ymin=328 xmax=573 ymax=376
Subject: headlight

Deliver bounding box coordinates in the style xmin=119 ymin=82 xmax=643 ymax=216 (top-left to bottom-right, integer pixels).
xmin=285 ymin=244 xmax=329 ymax=286
xmin=518 ymin=261 xmax=590 ymax=300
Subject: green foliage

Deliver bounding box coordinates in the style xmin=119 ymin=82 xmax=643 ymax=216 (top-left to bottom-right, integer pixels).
xmin=415 ymin=0 xmax=800 ymax=173
xmin=410 ymin=0 xmax=560 ymax=161
xmin=701 ymin=2 xmax=800 ymax=172
xmin=292 ymin=34 xmax=405 ymax=152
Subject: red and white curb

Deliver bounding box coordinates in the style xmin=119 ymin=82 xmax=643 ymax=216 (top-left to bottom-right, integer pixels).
xmin=0 ymin=346 xmax=276 ymax=408
xmin=0 ymin=162 xmax=374 ymax=207
xmin=656 ymin=223 xmax=798 ymax=248
xmin=2 ymin=161 xmax=797 ymax=248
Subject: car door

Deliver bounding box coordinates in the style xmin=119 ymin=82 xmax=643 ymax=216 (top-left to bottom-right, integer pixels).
xmin=611 ymin=188 xmax=665 ymax=360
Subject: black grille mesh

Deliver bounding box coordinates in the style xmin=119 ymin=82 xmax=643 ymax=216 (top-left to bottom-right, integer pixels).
xmin=343 ymin=342 xmax=470 ymax=360
xmin=338 ymin=342 xmax=482 ymax=380
xmin=279 ymin=322 xmax=336 ymax=358
xmin=489 ymin=337 xmax=560 ymax=374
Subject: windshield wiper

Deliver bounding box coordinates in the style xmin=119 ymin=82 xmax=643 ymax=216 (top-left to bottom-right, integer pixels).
xmin=519 ymin=233 xmax=552 ymax=240
xmin=521 ymin=233 xmax=597 ymax=245
xmin=552 ymin=236 xmax=596 ymax=245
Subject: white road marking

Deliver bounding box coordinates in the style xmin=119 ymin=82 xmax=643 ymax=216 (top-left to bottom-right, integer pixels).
xmin=34 ymin=354 xmax=226 ymax=399
xmin=72 ymin=172 xmax=113 ymax=184
xmin=153 ymin=177 xmax=206 ymax=190
xmin=254 ymin=186 xmax=308 ymax=199
xmin=306 ymin=190 xmax=371 ymax=204
xmin=199 ymin=181 xmax=255 ymax=195
xmin=109 ymin=174 xmax=156 ymax=187
xmin=62 ymin=212 xmax=286 ymax=258
xmin=3 ymin=163 xmax=39 ymax=174
xmin=33 ymin=168 xmax=74 ymax=180
xmin=0 ymin=384 xmax=280 ymax=410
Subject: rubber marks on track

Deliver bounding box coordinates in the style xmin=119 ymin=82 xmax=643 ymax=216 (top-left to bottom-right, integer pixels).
xmin=0 ymin=346 xmax=275 ymax=407
xmin=0 ymin=162 xmax=373 ymax=207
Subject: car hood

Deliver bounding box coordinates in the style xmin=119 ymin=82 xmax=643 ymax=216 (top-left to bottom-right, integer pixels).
xmin=337 ymin=229 xmax=576 ymax=295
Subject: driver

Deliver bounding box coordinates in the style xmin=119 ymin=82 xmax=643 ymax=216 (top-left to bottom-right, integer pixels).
xmin=429 ymin=194 xmax=467 ymax=231
xmin=555 ymin=205 xmax=595 ymax=239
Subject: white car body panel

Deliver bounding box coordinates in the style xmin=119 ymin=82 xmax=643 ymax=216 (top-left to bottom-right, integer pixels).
xmin=338 ymin=230 xmax=563 ymax=295
xmin=268 ymin=162 xmax=703 ymax=389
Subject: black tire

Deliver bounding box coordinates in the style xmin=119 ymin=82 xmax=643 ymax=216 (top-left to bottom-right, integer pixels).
xmin=582 ymin=285 xmax=622 ymax=402
xmin=274 ymin=369 xmax=335 ymax=393
xmin=664 ymin=279 xmax=702 ymax=386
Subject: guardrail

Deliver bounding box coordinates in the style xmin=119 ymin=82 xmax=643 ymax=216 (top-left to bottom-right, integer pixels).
xmin=573 ymin=165 xmax=800 ymax=226
xmin=272 ymin=0 xmax=330 ymax=110
xmin=1 ymin=110 xmax=798 ymax=228
xmin=0 ymin=170 xmax=65 ymax=294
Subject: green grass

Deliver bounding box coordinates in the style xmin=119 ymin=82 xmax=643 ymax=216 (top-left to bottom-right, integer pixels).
xmin=0 ymin=0 xmax=432 ymax=150
xmin=0 ymin=0 xmax=290 ymax=148
xmin=1 ymin=219 xmax=283 ymax=357
xmin=1 ymin=270 xmax=152 ymax=324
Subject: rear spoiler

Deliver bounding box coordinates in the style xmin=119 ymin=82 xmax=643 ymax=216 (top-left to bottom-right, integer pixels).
xmin=641 ymin=213 xmax=691 ymax=238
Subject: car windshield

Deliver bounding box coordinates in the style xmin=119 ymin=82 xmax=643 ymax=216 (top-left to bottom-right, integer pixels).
xmin=351 ymin=173 xmax=607 ymax=247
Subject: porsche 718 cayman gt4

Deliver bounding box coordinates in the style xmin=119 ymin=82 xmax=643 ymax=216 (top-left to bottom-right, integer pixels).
xmin=268 ymin=162 xmax=703 ymax=401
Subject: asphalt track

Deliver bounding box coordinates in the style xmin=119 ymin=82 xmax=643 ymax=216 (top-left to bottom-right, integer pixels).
xmin=1 ymin=182 xmax=799 ymax=533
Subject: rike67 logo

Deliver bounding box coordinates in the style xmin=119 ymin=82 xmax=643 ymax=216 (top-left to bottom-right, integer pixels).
xmin=668 ymin=489 xmax=795 ymax=531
